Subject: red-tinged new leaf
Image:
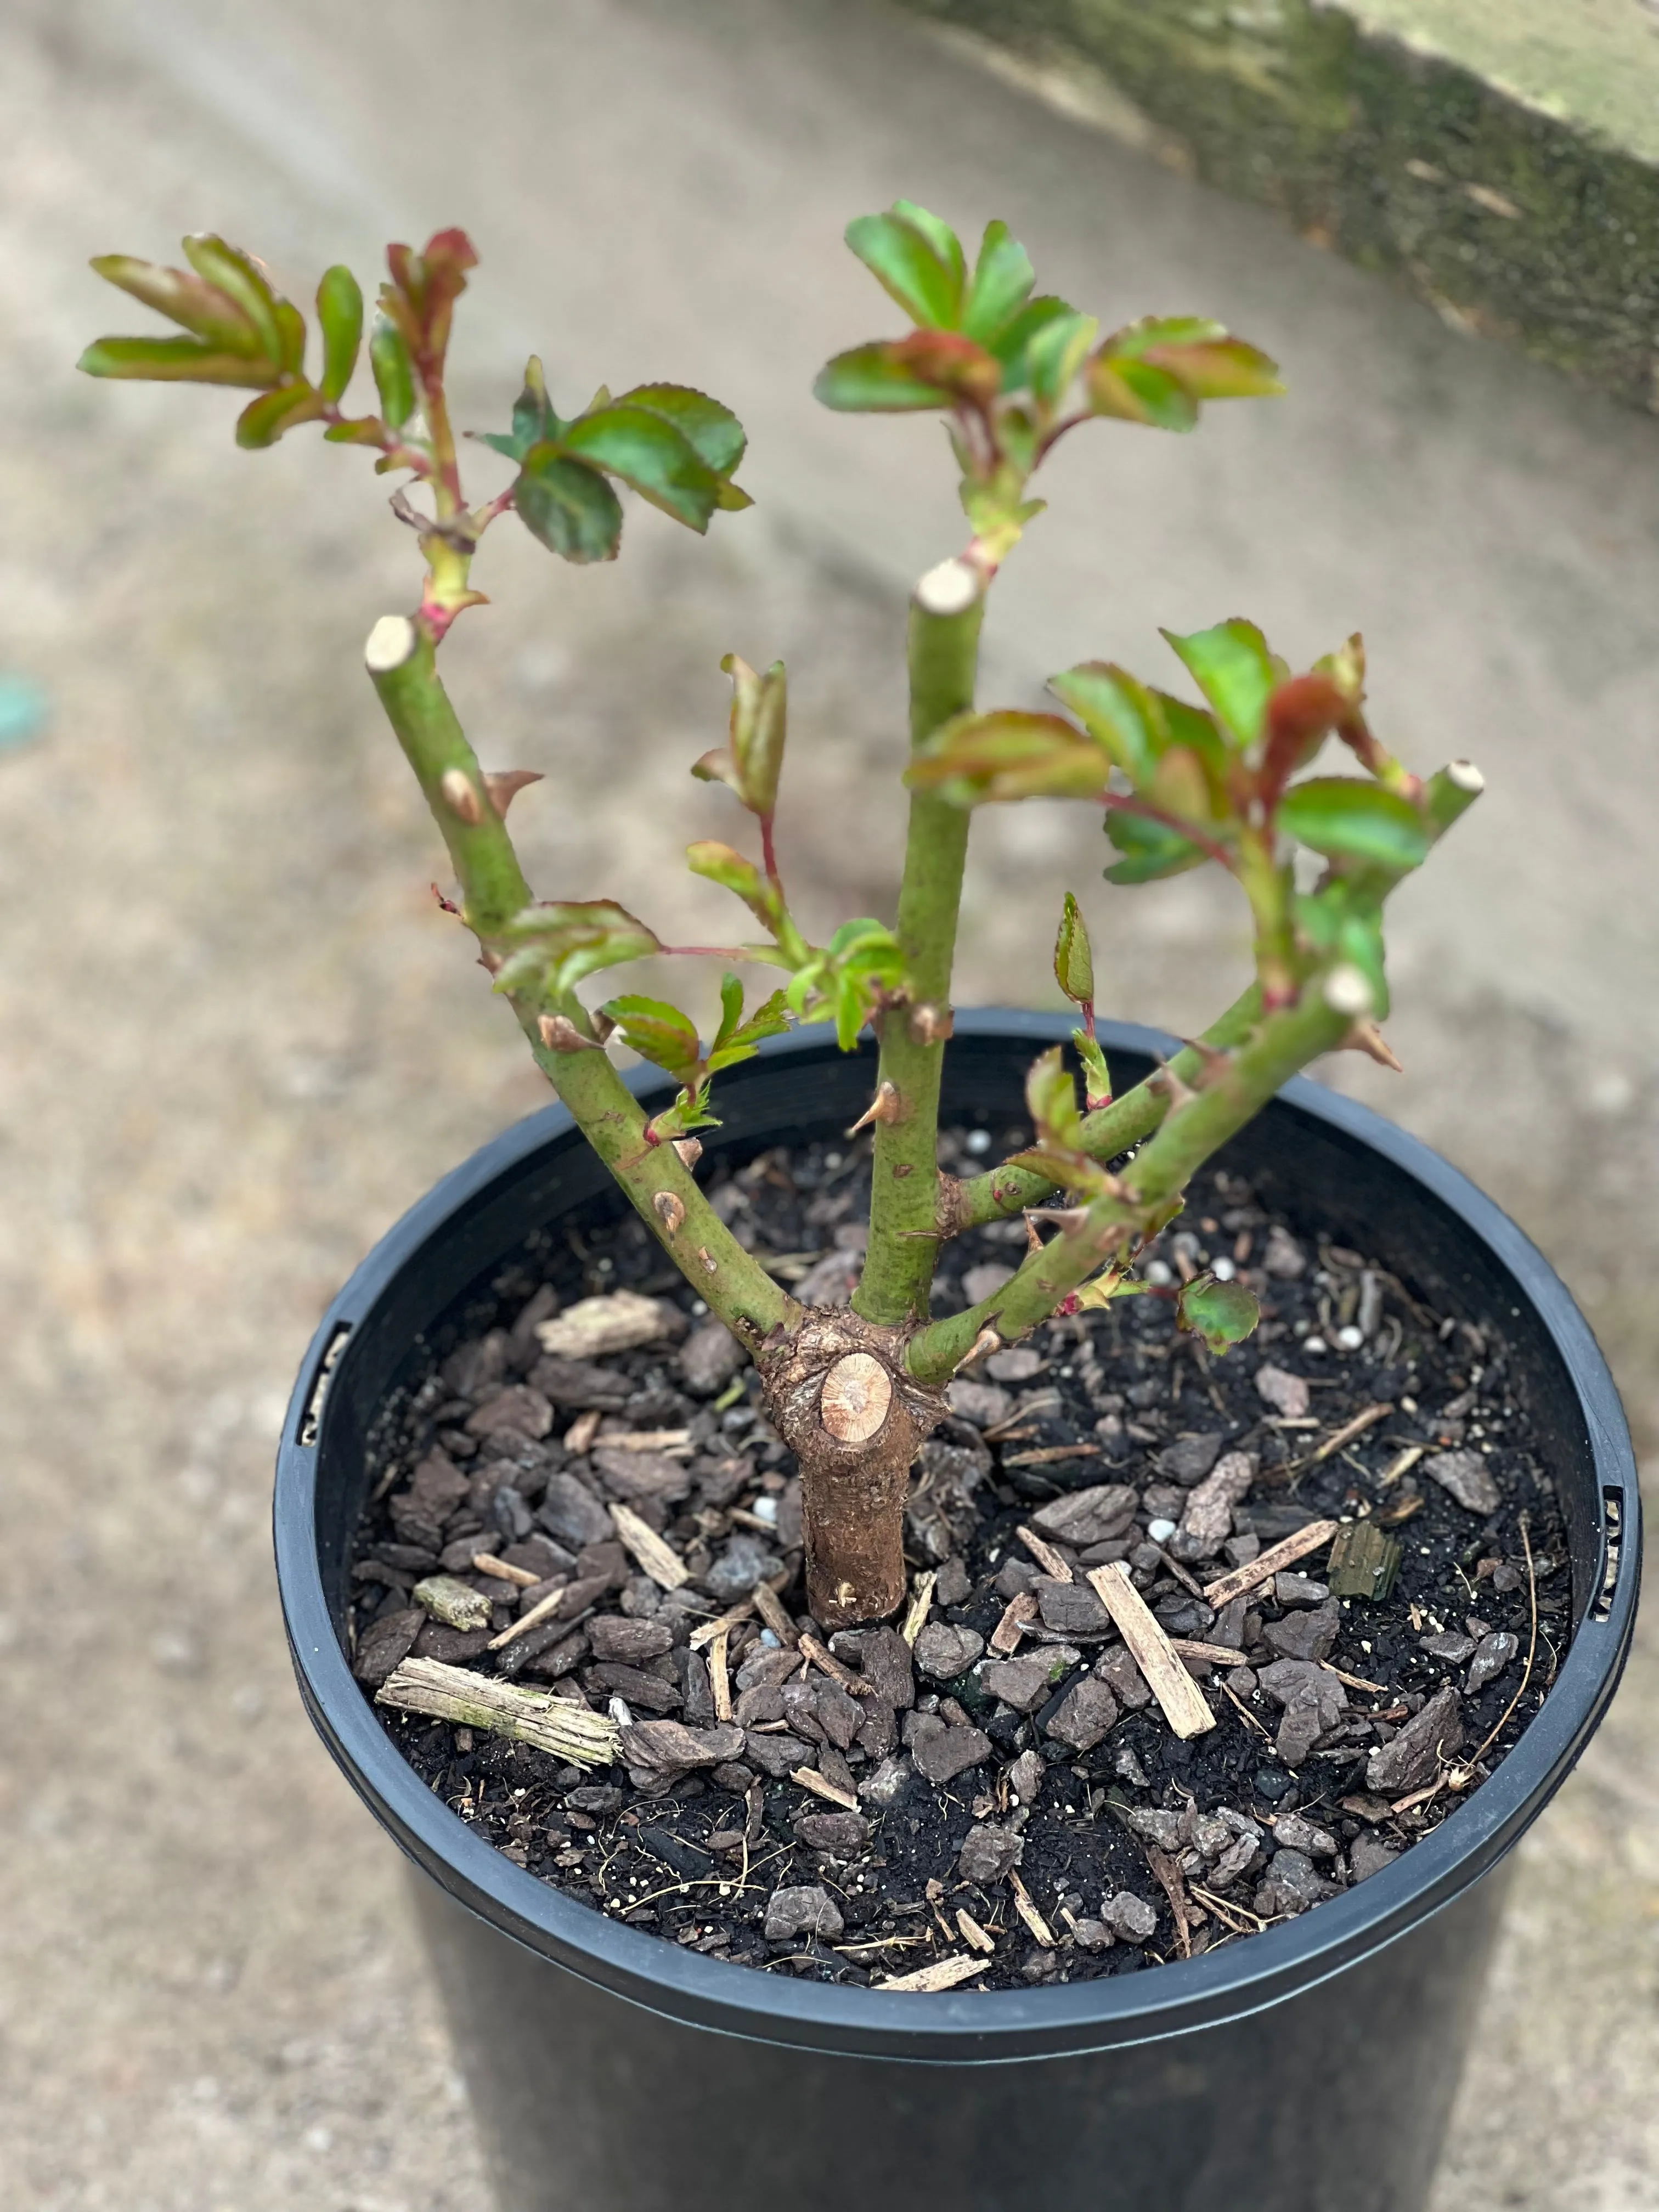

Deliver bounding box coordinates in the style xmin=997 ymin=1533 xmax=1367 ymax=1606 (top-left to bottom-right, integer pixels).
xmin=76 ymin=335 xmax=283 ymax=388
xmin=493 ymin=899 xmax=660 ymax=997
xmin=1277 ymin=780 xmax=1430 ymax=870
xmin=812 ymin=342 xmax=952 ymax=412
xmin=88 ymin=254 xmax=261 ymax=352
xmin=684 ymin=840 xmax=783 ymax=933
xmin=889 ymin=329 xmax=1003 ymax=405
xmin=844 ymin=207 xmax=962 ymax=329
xmin=1025 ymin=311 xmax=1099 ymax=408
xmin=1101 ymin=315 xmax=1228 ymax=359
xmin=1047 ymin=663 xmax=1163 ymax=786
xmin=1142 ymin=335 xmax=1283 ymax=399
xmin=701 ymin=654 xmax=786 ymax=818
xmin=907 ymin=710 xmax=1109 ymax=805
xmin=1053 ymin=891 xmax=1094 ymax=1008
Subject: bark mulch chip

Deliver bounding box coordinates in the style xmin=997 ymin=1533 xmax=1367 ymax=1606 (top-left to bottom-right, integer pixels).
xmin=352 ymin=1127 xmax=1569 ymax=1989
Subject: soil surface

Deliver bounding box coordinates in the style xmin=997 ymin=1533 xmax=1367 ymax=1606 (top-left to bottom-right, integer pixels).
xmin=352 ymin=1124 xmax=1568 ymax=1991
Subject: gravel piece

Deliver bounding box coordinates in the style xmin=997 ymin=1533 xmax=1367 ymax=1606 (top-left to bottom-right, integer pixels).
xmin=1272 ymin=1812 xmax=1340 ymax=1858
xmin=1035 ymin=1578 xmax=1111 ymax=1636
xmin=1031 ymin=1483 xmax=1138 ymax=1547
xmin=589 ymin=1662 xmax=682 ymax=1713
xmin=1070 ymin=1918 xmax=1114 ymax=1951
xmin=591 ymin=1447 xmax=692 ymax=1508
xmin=1043 ymin=1678 xmax=1119 ymax=1751
xmin=858 ymin=1754 xmax=919 ymax=1808
xmin=933 ymin=1556 xmax=973 ymax=1606
xmin=1274 ymin=1575 xmax=1331 ymax=1610
xmin=985 ymin=1346 xmax=1043 ymax=1382
xmin=1466 ymin=1630 xmax=1519 ymax=1694
xmin=981 ymin=1648 xmax=1082 ymax=1713
xmin=530 ymin=1355 xmax=632 ymax=1412
xmin=706 ymin=1534 xmax=783 ymax=1602
xmin=913 ymin=1621 xmax=986 ymax=1679
xmin=946 ymin=1380 xmax=1012 ymax=1429
xmin=833 ymin=1624 xmax=915 ymax=1710
xmin=466 ymin=1385 xmax=554 ymax=1439
xmin=1180 ymin=1451 xmax=1257 ymax=1553
xmin=1274 ymin=1695 xmax=1326 ymax=1768
xmin=1261 ymin=1226 xmax=1306 ymax=1278
xmin=1007 ymin=1748 xmax=1046 ymax=1804
xmin=1156 ymin=1433 xmax=1224 ymax=1487
xmin=1423 ymin=1449 xmax=1502 ymax=1517
xmin=1419 ymin=1630 xmax=1476 ymax=1663
xmin=1261 ymin=1599 xmax=1341 ymax=1664
xmin=1121 ymin=1807 xmax=1185 ymax=1850
xmin=1366 ymin=1685 xmax=1465 ymax=1794
xmin=743 ymin=1731 xmax=817 ymax=1779
xmin=538 ymin=1472 xmax=613 ymax=1550
xmin=678 ymin=1320 xmax=749 ymax=1397
xmin=1255 ymin=1363 xmax=1311 ymax=1418
xmin=962 ymin=1261 xmax=1017 ymax=1304
xmin=1255 ymin=1848 xmax=1339 ymax=1916
xmin=958 ymin=1822 xmax=1024 ymax=1886
xmin=911 ymin=1722 xmax=994 ymax=1785
xmin=794 ymin=1810 xmax=870 ymax=1853
xmin=1103 ymin=1891 xmax=1159 ymax=1942
xmin=1349 ymin=1834 xmax=1401 ymax=1882
xmin=734 ymin=1644 xmax=801 ymax=1694
xmin=764 ymin=1884 xmax=844 ymax=1942
xmin=1097 ymin=1646 xmax=1153 ymax=1711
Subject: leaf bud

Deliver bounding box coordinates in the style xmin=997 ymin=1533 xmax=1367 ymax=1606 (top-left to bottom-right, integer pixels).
xmin=537 ymin=1013 xmax=603 ymax=1053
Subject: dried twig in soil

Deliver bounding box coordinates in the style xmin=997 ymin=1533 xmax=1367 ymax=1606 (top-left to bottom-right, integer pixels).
xmin=1086 ymin=1565 xmax=1215 ymax=1739
xmin=877 ymin=1955 xmax=988 ymax=1993
xmin=1199 ymin=1520 xmax=1339 ymax=1609
xmin=377 ymin=1657 xmax=619 ymax=1765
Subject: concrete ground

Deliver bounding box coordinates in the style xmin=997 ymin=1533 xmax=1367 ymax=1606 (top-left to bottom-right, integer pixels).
xmin=0 ymin=0 xmax=1653 ymax=2204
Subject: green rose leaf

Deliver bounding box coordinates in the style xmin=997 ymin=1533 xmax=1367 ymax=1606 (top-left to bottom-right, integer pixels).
xmin=1075 ymin=1029 xmax=1113 ymax=1109
xmin=601 ymin=995 xmax=704 ymax=1083
xmin=560 ymin=404 xmax=721 ymax=532
xmin=617 ymin=383 xmax=747 ymax=478
xmin=235 ymin=381 xmax=325 ymax=448
xmin=1176 ymin=1272 xmax=1261 ymax=1353
xmin=1025 ymin=311 xmax=1099 ymax=408
xmin=844 ymin=205 xmax=963 ymax=328
xmin=962 ymin=219 xmax=1036 ymax=345
xmin=1086 ymin=356 xmax=1198 ymax=432
xmin=369 ymin=318 xmax=416 ymax=427
xmin=180 ymin=233 xmax=284 ymax=361
xmin=707 ymin=976 xmax=791 ymax=1071
xmin=988 ymin=295 xmax=1080 ymax=385
xmin=1048 ymin=663 xmax=1164 ymax=787
xmin=315 ymin=265 xmax=363 ymax=402
xmin=515 ymin=452 xmax=625 ymax=563
xmin=1026 ymin=1043 xmax=1085 ymax=1150
xmin=87 ymin=252 xmax=262 ymax=352
xmin=1161 ymin=619 xmax=1280 ymax=747
xmin=1278 ymin=778 xmax=1430 ymax=869
xmin=76 ymin=334 xmax=281 ymax=388
xmin=1103 ymin=809 xmax=1207 ymax=885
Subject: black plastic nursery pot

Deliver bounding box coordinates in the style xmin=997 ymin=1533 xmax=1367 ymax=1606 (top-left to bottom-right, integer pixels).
xmin=276 ymin=1013 xmax=1640 ymax=2212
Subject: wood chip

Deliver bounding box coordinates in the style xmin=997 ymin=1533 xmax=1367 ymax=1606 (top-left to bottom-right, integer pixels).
xmin=752 ymin=1581 xmax=798 ymax=1646
xmin=1379 ymin=1444 xmax=1425 ymax=1486
xmin=1167 ymin=1638 xmax=1251 ymax=1667
xmin=592 ymin=1427 xmax=692 ymax=1453
xmin=989 ymin=1589 xmax=1038 ymax=1655
xmin=376 ymin=1657 xmax=619 ymax=1765
xmin=1199 ymin=1520 xmax=1340 ymax=1610
xmin=955 ymin=1907 xmax=996 ymax=1955
xmin=609 ymin=1502 xmax=689 ymax=1590
xmin=877 ymin=1954 xmax=988 ymax=1993
xmin=791 ymin=1765 xmax=860 ymax=1812
xmin=708 ymin=1627 xmax=733 ymax=1722
xmin=688 ymin=1600 xmax=754 ymax=1649
xmin=1144 ymin=1843 xmax=1194 ymax=1959
xmin=1002 ymin=1442 xmax=1102 ymax=1467
xmin=901 ymin=1570 xmax=938 ymax=1646
xmin=471 ymin=1551 xmax=541 ymax=1587
xmin=1151 ymin=1544 xmax=1205 ymax=1598
xmin=1291 ymin=1401 xmax=1391 ymax=1469
xmin=564 ymin=1408 xmax=603 ymax=1456
xmin=1221 ymin=1680 xmax=1273 ymax=1741
xmin=1322 ymin=1659 xmax=1389 ymax=1695
xmin=535 ymin=1289 xmax=670 ymax=1358
xmin=488 ymin=1585 xmax=568 ymax=1649
xmin=1085 ymin=1564 xmax=1216 ymax=1739
xmin=1016 ymin=1525 xmax=1074 ymax=1582
xmin=1008 ymin=1870 xmax=1053 ymax=1946
xmin=799 ymin=1633 xmax=876 ymax=1697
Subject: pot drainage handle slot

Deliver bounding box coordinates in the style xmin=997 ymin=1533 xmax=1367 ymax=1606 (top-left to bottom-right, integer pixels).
xmin=1591 ymin=1491 xmax=1625 ymax=1623
xmin=298 ymin=1321 xmax=353 ymax=1447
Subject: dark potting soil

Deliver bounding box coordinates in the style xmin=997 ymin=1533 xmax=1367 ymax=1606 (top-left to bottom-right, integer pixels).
xmin=348 ymin=1121 xmax=1570 ymax=1991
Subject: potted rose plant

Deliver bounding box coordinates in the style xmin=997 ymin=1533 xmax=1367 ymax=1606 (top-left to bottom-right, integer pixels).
xmin=80 ymin=208 xmax=1637 ymax=2212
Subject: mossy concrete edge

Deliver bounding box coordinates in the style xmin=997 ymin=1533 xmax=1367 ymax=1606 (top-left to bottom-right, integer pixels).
xmin=896 ymin=0 xmax=1659 ymax=410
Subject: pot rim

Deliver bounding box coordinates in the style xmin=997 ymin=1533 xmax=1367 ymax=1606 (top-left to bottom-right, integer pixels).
xmin=275 ymin=1011 xmax=1641 ymax=2063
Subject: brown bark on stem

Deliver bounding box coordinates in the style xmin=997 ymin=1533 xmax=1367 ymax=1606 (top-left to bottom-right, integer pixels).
xmin=757 ymin=1308 xmax=948 ymax=1629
